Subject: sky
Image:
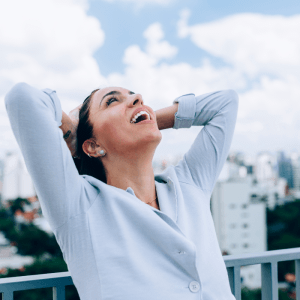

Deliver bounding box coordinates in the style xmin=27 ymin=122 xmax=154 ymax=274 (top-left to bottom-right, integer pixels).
xmin=1 ymin=0 xmax=300 ymax=161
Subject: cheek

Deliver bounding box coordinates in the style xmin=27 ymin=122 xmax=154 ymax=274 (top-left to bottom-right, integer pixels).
xmin=95 ymin=118 xmax=132 ymax=149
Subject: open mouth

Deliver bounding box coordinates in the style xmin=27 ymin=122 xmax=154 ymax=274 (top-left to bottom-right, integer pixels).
xmin=130 ymin=111 xmax=151 ymax=124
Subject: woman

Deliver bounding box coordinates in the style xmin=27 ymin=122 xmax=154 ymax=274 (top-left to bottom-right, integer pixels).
xmin=5 ymin=82 xmax=238 ymax=300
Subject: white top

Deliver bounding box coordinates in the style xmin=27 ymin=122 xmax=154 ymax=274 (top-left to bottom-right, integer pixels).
xmin=5 ymin=83 xmax=239 ymax=300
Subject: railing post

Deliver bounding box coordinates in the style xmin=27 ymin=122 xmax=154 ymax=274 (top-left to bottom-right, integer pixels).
xmin=227 ymin=267 xmax=234 ymax=294
xmin=227 ymin=266 xmax=241 ymax=300
xmin=53 ymin=286 xmax=65 ymax=300
xmin=261 ymin=262 xmax=278 ymax=300
xmin=295 ymin=259 xmax=300 ymax=300
xmin=1 ymin=291 xmax=14 ymax=300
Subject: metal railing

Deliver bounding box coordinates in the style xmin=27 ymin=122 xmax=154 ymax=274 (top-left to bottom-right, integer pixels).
xmin=0 ymin=271 xmax=73 ymax=300
xmin=224 ymin=247 xmax=300 ymax=300
xmin=1 ymin=247 xmax=300 ymax=300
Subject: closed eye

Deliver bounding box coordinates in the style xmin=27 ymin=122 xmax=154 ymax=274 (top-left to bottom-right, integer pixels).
xmin=106 ymin=97 xmax=118 ymax=106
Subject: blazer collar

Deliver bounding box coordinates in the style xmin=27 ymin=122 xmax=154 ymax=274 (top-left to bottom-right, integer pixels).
xmin=154 ymin=166 xmax=179 ymax=224
xmin=154 ymin=177 xmax=177 ymax=224
xmin=83 ymin=173 xmax=179 ymax=225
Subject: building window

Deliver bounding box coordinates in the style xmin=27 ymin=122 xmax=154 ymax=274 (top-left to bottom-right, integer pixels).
xmin=242 ymin=204 xmax=248 ymax=209
xmin=242 ymin=223 xmax=249 ymax=228
xmin=243 ymin=243 xmax=249 ymax=248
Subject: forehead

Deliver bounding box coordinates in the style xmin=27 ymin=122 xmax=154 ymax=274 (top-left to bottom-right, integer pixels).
xmin=92 ymin=86 xmax=130 ymax=105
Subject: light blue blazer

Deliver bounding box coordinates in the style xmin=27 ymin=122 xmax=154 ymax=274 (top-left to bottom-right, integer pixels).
xmin=5 ymin=83 xmax=238 ymax=300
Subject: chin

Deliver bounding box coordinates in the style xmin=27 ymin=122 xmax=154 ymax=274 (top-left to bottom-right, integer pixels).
xmin=136 ymin=131 xmax=162 ymax=151
xmin=147 ymin=129 xmax=162 ymax=143
xmin=156 ymin=131 xmax=162 ymax=143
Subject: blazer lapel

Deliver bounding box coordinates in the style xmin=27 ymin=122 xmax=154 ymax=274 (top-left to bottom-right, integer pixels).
xmin=155 ymin=169 xmax=178 ymax=224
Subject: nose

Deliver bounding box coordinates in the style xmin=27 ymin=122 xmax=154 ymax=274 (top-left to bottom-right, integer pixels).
xmin=128 ymin=93 xmax=143 ymax=107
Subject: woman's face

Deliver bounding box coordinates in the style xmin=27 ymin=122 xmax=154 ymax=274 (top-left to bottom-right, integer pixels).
xmin=88 ymin=87 xmax=162 ymax=157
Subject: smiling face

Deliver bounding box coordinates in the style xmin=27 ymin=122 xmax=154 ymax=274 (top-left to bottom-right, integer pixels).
xmin=86 ymin=87 xmax=162 ymax=158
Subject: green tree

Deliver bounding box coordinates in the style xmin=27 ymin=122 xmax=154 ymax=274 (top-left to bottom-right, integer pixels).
xmin=267 ymin=200 xmax=300 ymax=282
xmin=0 ymin=201 xmax=80 ymax=299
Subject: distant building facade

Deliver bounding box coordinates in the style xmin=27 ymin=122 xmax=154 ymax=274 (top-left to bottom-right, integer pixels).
xmin=211 ymin=176 xmax=267 ymax=289
xmin=1 ymin=152 xmax=35 ymax=205
xmin=277 ymin=151 xmax=294 ymax=190
xmin=291 ymin=152 xmax=300 ymax=191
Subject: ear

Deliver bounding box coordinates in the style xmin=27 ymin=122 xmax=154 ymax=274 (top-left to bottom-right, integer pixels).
xmin=82 ymin=138 xmax=102 ymax=158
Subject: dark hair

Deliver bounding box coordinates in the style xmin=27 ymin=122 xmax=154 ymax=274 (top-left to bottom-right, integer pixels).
xmin=72 ymin=89 xmax=107 ymax=183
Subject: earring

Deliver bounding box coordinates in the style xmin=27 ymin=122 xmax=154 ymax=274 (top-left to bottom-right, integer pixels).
xmin=99 ymin=150 xmax=106 ymax=156
xmin=87 ymin=153 xmax=91 ymax=158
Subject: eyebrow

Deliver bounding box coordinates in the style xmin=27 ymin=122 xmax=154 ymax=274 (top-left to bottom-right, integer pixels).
xmin=100 ymin=90 xmax=135 ymax=106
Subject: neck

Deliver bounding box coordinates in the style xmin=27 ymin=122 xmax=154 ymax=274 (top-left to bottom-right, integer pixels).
xmin=104 ymin=152 xmax=158 ymax=208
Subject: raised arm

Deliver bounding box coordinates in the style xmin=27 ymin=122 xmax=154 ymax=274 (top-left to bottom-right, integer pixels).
xmin=5 ymin=83 xmax=96 ymax=230
xmin=155 ymin=103 xmax=179 ymax=130
xmin=156 ymin=90 xmax=239 ymax=195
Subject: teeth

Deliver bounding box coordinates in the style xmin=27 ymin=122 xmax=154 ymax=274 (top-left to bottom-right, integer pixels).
xmin=130 ymin=110 xmax=150 ymax=123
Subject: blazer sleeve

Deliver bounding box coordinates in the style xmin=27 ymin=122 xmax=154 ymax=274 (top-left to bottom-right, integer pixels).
xmin=173 ymin=90 xmax=239 ymax=195
xmin=5 ymin=83 xmax=97 ymax=230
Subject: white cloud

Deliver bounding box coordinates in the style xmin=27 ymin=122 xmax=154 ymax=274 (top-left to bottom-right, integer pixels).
xmin=3 ymin=6 xmax=300 ymax=159
xmin=143 ymin=23 xmax=178 ymax=61
xmin=121 ymin=23 xmax=178 ymax=71
xmin=144 ymin=23 xmax=165 ymax=41
xmin=0 ymin=0 xmax=107 ymax=153
xmin=0 ymin=0 xmax=106 ymax=98
xmin=106 ymin=23 xmax=244 ymax=110
xmin=106 ymin=13 xmax=300 ymax=157
xmin=175 ymin=10 xmax=300 ymax=155
xmin=178 ymin=10 xmax=300 ymax=78
xmin=105 ymin=23 xmax=247 ymax=158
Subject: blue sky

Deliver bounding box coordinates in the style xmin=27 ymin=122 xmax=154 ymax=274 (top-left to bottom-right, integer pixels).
xmin=1 ymin=0 xmax=300 ymax=160
xmin=89 ymin=0 xmax=300 ymax=75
